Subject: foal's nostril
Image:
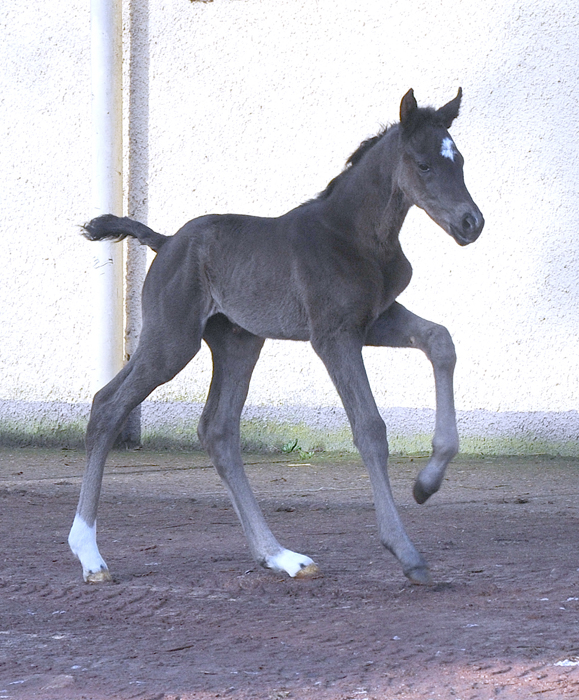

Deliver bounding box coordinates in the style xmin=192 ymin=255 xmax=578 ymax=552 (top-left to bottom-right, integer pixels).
xmin=462 ymin=213 xmax=477 ymax=232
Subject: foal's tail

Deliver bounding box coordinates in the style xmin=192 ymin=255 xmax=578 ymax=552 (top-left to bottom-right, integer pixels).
xmin=82 ymin=214 xmax=169 ymax=253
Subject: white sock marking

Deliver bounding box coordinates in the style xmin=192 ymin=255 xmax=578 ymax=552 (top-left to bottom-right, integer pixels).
xmin=441 ymin=137 xmax=456 ymax=161
xmin=68 ymin=515 xmax=108 ymax=580
xmin=267 ymin=548 xmax=315 ymax=577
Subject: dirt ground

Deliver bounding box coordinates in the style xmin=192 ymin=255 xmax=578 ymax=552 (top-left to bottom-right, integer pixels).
xmin=1 ymin=447 xmax=579 ymax=700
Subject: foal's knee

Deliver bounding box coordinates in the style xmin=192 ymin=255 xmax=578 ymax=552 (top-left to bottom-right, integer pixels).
xmin=421 ymin=324 xmax=456 ymax=369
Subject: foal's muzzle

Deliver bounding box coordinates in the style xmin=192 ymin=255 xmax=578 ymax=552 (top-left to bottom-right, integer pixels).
xmin=451 ymin=210 xmax=484 ymax=246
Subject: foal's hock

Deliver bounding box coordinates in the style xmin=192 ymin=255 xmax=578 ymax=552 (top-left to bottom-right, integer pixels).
xmin=69 ymin=89 xmax=484 ymax=585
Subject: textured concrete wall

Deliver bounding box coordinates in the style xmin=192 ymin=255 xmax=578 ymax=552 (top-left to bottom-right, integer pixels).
xmin=2 ymin=0 xmax=579 ymax=453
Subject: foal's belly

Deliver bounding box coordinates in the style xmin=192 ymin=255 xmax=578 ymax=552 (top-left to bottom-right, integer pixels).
xmin=219 ymin=301 xmax=311 ymax=342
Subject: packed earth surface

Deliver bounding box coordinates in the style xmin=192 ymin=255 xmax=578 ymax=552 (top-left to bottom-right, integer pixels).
xmin=1 ymin=447 xmax=579 ymax=699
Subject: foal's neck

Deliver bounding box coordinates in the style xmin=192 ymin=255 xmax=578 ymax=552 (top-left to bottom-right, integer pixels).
xmin=325 ymin=127 xmax=410 ymax=254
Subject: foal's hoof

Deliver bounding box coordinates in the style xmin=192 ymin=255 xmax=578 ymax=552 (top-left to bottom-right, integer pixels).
xmin=412 ymin=480 xmax=436 ymax=505
xmin=265 ymin=549 xmax=319 ymax=578
xmin=414 ymin=466 xmax=445 ymax=504
xmin=85 ymin=568 xmax=113 ymax=584
xmin=403 ymin=564 xmax=432 ymax=586
xmin=294 ymin=562 xmax=322 ymax=579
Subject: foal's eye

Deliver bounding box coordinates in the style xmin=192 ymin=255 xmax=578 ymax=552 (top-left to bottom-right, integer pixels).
xmin=418 ymin=163 xmax=430 ymax=172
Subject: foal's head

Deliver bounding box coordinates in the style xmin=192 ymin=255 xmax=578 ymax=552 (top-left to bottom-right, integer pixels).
xmin=396 ymin=88 xmax=484 ymax=246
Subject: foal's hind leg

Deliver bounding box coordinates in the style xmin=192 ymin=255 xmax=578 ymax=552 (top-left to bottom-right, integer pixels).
xmin=366 ymin=302 xmax=459 ymax=504
xmin=198 ymin=315 xmax=319 ymax=578
xmin=69 ymin=325 xmax=204 ymax=582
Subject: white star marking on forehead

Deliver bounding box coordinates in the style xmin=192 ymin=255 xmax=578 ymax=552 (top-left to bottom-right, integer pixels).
xmin=440 ymin=137 xmax=456 ymax=161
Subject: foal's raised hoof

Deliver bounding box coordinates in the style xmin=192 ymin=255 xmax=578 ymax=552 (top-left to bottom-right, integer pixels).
xmin=294 ymin=562 xmax=322 ymax=579
xmin=413 ymin=464 xmax=447 ymax=504
xmin=413 ymin=479 xmax=437 ymax=505
xmin=85 ymin=569 xmax=113 ymax=584
xmin=403 ymin=564 xmax=432 ymax=586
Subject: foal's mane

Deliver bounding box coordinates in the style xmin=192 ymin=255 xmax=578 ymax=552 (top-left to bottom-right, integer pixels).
xmin=312 ymin=106 xmax=442 ymax=203
xmin=314 ymin=125 xmax=392 ymax=201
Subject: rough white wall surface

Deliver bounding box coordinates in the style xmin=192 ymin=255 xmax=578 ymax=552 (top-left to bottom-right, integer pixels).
xmin=1 ymin=0 xmax=579 ymax=452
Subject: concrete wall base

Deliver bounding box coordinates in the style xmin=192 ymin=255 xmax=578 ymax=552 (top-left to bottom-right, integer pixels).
xmin=1 ymin=400 xmax=578 ymax=457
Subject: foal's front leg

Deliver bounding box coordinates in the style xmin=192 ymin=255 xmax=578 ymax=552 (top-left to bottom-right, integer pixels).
xmin=366 ymin=302 xmax=459 ymax=504
xmin=312 ymin=332 xmax=430 ymax=584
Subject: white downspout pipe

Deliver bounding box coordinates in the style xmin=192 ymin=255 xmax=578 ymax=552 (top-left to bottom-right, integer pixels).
xmin=90 ymin=0 xmax=124 ymax=392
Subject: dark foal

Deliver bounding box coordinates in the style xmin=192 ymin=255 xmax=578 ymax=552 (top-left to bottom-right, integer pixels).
xmin=69 ymin=89 xmax=483 ymax=584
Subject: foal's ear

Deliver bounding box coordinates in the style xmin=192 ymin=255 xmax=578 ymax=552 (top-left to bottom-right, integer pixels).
xmin=400 ymin=88 xmax=418 ymax=126
xmin=436 ymin=87 xmax=463 ymax=128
